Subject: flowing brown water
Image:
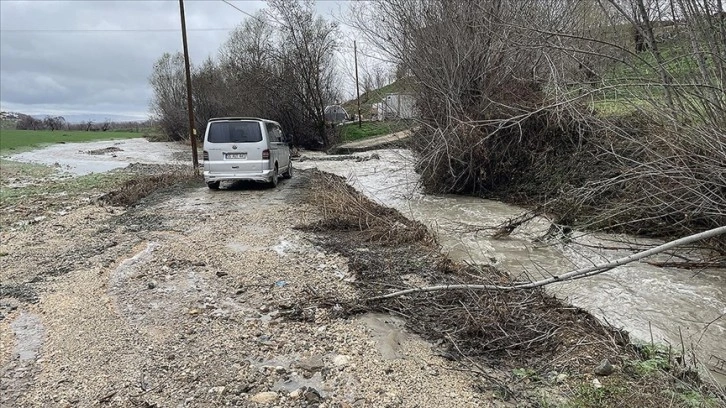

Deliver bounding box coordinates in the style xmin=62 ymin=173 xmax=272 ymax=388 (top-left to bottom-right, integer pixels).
xmin=299 ymin=149 xmax=726 ymax=385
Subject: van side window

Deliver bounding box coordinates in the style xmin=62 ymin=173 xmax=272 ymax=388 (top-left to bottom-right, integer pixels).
xmin=266 ymin=123 xmax=280 ymax=142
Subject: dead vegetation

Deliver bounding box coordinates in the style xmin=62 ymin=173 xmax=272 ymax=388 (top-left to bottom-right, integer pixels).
xmin=349 ymin=0 xmax=726 ymax=255
xmin=300 ymin=170 xmax=432 ymax=245
xmin=299 ymin=171 xmax=724 ymax=406
xmin=98 ymin=172 xmax=200 ymax=207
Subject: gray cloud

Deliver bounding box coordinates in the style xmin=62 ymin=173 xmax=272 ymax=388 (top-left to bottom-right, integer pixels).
xmin=0 ymin=0 xmax=268 ymax=119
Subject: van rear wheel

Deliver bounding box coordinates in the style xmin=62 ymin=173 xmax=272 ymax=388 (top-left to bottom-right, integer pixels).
xmin=207 ymin=181 xmax=220 ymax=190
xmin=269 ymin=166 xmax=279 ymax=188
xmin=282 ymin=161 xmax=292 ymax=179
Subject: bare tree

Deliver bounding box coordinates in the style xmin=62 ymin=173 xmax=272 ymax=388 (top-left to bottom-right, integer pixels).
xmin=149 ymin=52 xmax=188 ymax=141
xmin=267 ymin=0 xmax=340 ymax=148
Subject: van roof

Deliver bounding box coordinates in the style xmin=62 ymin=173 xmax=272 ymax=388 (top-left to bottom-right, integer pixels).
xmin=208 ymin=117 xmax=274 ymax=123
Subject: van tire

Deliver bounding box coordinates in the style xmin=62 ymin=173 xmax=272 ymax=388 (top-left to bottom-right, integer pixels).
xmin=207 ymin=181 xmax=220 ymax=190
xmin=282 ymin=160 xmax=292 ymax=179
xmin=270 ymin=166 xmax=279 ymax=188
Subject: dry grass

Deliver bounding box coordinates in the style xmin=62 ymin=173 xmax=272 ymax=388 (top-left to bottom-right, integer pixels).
xmin=98 ymin=172 xmax=200 ymax=207
xmin=301 ymin=170 xmax=433 ymax=245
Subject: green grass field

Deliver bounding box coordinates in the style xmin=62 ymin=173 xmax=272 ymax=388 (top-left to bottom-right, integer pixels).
xmin=339 ymin=120 xmax=414 ymax=143
xmin=0 ymin=129 xmax=144 ymax=154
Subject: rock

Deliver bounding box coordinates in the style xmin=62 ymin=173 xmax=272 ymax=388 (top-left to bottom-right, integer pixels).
xmin=249 ymin=391 xmax=278 ymax=404
xmin=208 ymin=386 xmax=225 ymax=395
xmin=594 ymin=359 xmax=614 ymax=376
xmin=301 ymin=387 xmax=322 ymax=403
xmin=332 ymin=354 xmax=351 ymax=367
xmin=296 ymin=355 xmax=325 ymax=372
xmin=592 ymin=378 xmax=603 ymax=389
xmin=147 ymin=281 xmax=156 ymax=289
xmin=216 ymin=270 xmax=228 ymax=277
xmin=556 ymin=373 xmax=568 ymax=383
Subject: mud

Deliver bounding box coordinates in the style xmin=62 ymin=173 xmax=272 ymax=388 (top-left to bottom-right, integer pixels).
xmin=0 ymin=169 xmax=491 ymax=407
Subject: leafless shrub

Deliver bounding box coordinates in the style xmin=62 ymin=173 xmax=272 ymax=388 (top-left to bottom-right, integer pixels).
xmin=350 ymin=0 xmax=725 ymax=250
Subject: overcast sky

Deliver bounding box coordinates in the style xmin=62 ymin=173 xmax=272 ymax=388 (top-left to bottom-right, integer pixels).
xmin=0 ymin=0 xmax=358 ymax=121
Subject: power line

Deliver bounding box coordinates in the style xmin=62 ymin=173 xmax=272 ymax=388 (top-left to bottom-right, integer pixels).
xmin=220 ymin=0 xmax=265 ymax=23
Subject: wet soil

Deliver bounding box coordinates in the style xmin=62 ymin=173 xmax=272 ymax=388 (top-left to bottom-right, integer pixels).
xmin=1 ymin=151 xmax=723 ymax=407
xmin=0 ymin=169 xmax=500 ymax=407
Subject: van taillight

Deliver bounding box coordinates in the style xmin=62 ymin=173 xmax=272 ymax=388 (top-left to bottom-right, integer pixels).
xmin=203 ymin=151 xmax=209 ymax=161
xmin=262 ymin=149 xmax=270 ymax=160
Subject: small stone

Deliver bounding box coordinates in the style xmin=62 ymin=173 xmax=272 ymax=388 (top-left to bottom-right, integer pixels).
xmin=594 ymin=359 xmax=614 ymax=376
xmin=208 ymin=386 xmax=225 ymax=395
xmin=302 ymin=387 xmax=322 ymax=403
xmin=332 ymin=355 xmax=351 ymax=367
xmin=189 ymin=309 xmax=200 ymax=315
xmin=556 ymin=373 xmax=568 ymax=383
xmin=147 ymin=281 xmax=156 ymax=289
xmin=249 ymin=391 xmax=278 ymax=404
xmin=296 ymin=356 xmax=324 ymax=372
xmin=592 ymin=378 xmax=602 ymax=389
xmin=216 ymin=270 xmax=228 ymax=277
xmin=274 ymin=365 xmax=286 ymax=374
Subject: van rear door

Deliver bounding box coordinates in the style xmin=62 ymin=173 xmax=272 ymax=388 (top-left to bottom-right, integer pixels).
xmin=205 ymin=121 xmax=264 ymax=174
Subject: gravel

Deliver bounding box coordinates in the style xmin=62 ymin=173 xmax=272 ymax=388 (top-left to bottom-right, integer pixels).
xmin=0 ymin=170 xmax=493 ymax=407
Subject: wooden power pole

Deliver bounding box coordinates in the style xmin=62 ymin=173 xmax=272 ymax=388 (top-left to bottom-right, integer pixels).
xmin=178 ymin=0 xmax=199 ymax=174
xmin=354 ymin=40 xmax=362 ymax=128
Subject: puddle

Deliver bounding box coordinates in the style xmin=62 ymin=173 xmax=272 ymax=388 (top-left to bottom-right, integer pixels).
xmin=358 ymin=312 xmax=410 ymax=360
xmin=10 ymin=312 xmax=44 ymax=361
xmin=109 ymin=242 xmax=159 ymax=288
xmin=272 ymin=239 xmax=296 ymax=257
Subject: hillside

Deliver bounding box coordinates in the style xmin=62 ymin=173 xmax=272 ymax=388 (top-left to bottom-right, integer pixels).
xmin=342 ymin=77 xmax=415 ymax=119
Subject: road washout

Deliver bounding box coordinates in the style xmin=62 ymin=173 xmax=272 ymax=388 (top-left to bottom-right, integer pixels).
xmin=0 ymin=140 xmax=723 ymax=407
xmin=1 ymin=159 xmax=499 ymax=407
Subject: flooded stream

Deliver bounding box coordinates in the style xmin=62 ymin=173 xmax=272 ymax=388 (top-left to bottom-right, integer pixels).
xmin=298 ymin=149 xmax=726 ymax=385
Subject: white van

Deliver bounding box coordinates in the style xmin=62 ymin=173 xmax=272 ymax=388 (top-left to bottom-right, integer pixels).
xmin=202 ymin=117 xmax=292 ymax=190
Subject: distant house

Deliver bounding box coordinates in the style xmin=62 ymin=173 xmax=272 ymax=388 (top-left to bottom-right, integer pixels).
xmin=371 ymin=93 xmax=417 ymax=121
xmin=324 ymin=105 xmax=349 ymax=123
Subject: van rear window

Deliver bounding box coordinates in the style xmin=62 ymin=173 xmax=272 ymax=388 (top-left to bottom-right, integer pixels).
xmin=207 ymin=122 xmax=262 ymax=143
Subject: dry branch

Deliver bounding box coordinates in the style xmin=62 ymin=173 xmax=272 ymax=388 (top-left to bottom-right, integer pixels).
xmin=369 ymin=225 xmax=726 ymax=301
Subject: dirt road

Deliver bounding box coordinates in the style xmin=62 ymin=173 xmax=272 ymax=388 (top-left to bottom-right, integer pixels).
xmin=0 ymin=171 xmax=487 ymax=407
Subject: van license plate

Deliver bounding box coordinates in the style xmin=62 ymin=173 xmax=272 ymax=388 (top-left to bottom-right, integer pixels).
xmin=226 ymin=153 xmax=246 ymax=159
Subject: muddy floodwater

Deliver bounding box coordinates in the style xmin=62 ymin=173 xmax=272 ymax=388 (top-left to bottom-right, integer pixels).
xmin=5 ymin=138 xmax=187 ymax=175
xmin=298 ymin=149 xmax=726 ymax=385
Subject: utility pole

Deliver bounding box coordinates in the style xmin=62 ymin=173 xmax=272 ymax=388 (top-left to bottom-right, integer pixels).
xmin=354 ymin=40 xmax=362 ymax=128
xmin=179 ymin=0 xmax=199 ymax=174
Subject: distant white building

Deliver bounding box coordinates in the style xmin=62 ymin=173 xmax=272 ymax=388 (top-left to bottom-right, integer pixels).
xmin=371 ymin=93 xmax=417 ymax=121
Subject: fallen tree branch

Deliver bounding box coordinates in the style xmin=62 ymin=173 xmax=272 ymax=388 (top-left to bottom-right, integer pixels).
xmin=368 ymin=226 xmax=726 ymax=301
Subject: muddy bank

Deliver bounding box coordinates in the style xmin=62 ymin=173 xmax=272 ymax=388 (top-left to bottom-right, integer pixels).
xmin=296 ymin=149 xmax=726 ymax=389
